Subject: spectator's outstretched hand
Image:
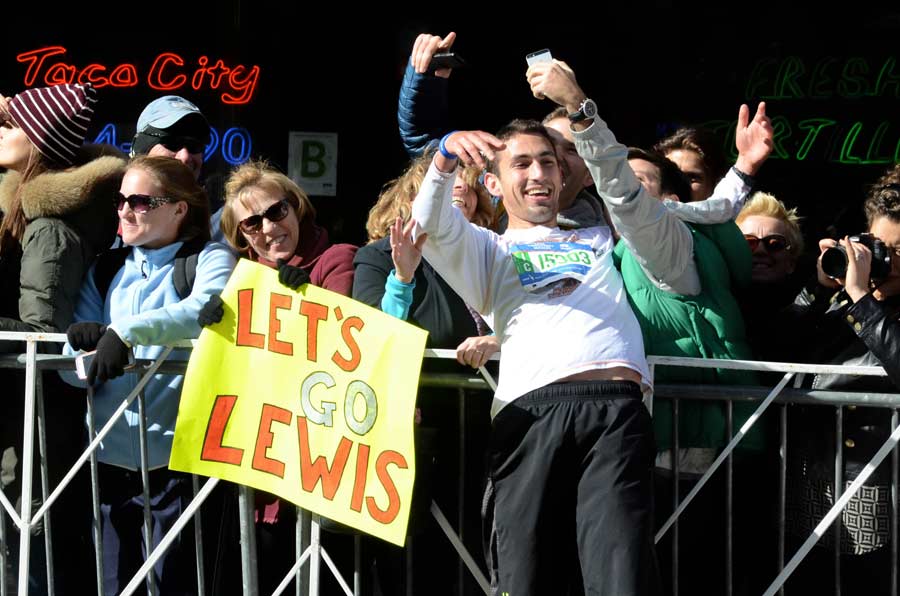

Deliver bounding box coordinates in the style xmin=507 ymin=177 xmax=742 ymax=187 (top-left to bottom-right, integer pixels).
xmin=390 ymin=217 xmax=426 ymax=284
xmin=411 ymin=32 xmax=457 ymax=78
xmin=438 ymin=131 xmax=505 ymax=170
xmin=735 ymin=102 xmax=774 ymax=176
xmin=525 ymin=60 xmax=585 ymax=112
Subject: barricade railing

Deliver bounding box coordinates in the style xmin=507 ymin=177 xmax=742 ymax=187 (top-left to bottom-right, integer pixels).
xmin=648 ymin=356 xmax=896 ymax=596
xmin=0 ymin=335 xmax=498 ymax=596
xmin=0 ymin=333 xmax=896 ymax=596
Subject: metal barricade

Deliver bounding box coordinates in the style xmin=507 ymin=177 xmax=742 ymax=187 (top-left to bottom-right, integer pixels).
xmin=0 ymin=332 xmax=896 ymax=596
xmin=0 ymin=336 xmax=496 ymax=596
xmin=648 ymin=356 xmax=898 ymax=596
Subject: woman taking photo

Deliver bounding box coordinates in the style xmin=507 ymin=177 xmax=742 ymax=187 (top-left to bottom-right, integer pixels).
xmin=786 ymin=180 xmax=900 ymax=595
xmin=63 ymin=155 xmax=235 ymax=595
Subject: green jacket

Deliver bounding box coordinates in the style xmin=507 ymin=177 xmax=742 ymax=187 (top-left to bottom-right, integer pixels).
xmin=0 ymin=147 xmax=124 ymax=348
xmin=614 ymin=222 xmax=762 ymax=451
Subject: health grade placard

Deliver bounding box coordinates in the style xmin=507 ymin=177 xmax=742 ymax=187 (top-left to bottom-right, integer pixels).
xmin=170 ymin=259 xmax=428 ymax=546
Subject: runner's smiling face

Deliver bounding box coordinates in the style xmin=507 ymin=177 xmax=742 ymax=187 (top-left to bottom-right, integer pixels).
xmin=485 ymin=132 xmax=561 ymax=230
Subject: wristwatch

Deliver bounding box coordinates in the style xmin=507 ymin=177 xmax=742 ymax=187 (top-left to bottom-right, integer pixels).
xmin=567 ymin=98 xmax=597 ymax=123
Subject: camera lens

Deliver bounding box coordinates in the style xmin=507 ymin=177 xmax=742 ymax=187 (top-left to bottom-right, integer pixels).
xmin=821 ymin=246 xmax=848 ymax=279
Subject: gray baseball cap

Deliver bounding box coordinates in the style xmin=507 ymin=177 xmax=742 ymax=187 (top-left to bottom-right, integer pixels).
xmin=136 ymin=96 xmax=207 ymax=132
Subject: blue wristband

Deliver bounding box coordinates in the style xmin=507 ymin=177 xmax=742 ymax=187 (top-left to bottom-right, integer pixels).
xmin=439 ymin=131 xmax=459 ymax=159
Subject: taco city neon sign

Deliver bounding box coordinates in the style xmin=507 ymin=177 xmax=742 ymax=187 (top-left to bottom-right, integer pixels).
xmin=17 ymin=46 xmax=260 ymax=105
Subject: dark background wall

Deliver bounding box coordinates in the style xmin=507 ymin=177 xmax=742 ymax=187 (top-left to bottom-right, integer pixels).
xmin=4 ymin=6 xmax=899 ymax=250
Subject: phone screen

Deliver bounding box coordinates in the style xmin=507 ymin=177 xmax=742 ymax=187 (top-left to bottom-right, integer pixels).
xmin=526 ymin=49 xmax=553 ymax=67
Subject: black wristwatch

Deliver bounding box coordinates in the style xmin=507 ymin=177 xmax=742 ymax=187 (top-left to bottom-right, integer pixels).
xmin=567 ymin=98 xmax=597 ymax=123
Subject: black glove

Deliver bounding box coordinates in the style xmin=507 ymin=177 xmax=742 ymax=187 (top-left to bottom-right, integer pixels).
xmin=198 ymin=294 xmax=225 ymax=327
xmin=88 ymin=329 xmax=132 ymax=385
xmin=276 ymin=259 xmax=311 ymax=290
xmin=67 ymin=322 xmax=106 ymax=351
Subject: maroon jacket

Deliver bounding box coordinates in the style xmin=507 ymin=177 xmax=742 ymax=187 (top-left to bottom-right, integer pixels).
xmin=255 ymin=218 xmax=357 ymax=296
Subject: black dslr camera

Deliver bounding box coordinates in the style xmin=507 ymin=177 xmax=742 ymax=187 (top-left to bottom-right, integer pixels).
xmin=821 ymin=233 xmax=892 ymax=282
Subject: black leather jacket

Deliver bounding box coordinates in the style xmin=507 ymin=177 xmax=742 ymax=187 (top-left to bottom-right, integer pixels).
xmin=791 ymin=285 xmax=900 ymax=483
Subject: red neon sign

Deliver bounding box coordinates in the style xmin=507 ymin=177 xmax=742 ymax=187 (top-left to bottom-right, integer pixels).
xmin=16 ymin=46 xmax=260 ymax=105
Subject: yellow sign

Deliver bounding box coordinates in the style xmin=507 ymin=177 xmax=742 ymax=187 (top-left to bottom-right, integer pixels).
xmin=170 ymin=259 xmax=428 ymax=545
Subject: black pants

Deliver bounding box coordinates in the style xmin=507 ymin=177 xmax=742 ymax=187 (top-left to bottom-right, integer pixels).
xmin=485 ymin=381 xmax=659 ymax=596
xmin=98 ymin=465 xmax=195 ymax=596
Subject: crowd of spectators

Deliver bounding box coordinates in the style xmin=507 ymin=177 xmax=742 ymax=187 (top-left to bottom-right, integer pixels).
xmin=0 ymin=30 xmax=898 ymax=596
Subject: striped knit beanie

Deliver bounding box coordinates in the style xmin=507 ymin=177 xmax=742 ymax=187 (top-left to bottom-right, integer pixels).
xmin=8 ymin=83 xmax=97 ymax=167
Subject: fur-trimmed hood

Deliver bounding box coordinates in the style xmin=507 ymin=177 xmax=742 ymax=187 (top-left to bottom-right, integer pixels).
xmin=0 ymin=144 xmax=126 ymax=253
xmin=0 ymin=145 xmax=125 ymax=219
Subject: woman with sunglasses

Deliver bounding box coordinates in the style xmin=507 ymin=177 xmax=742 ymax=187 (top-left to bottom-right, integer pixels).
xmin=734 ymin=192 xmax=809 ymax=364
xmin=736 ymin=191 xmax=805 ymax=285
xmin=61 ymin=155 xmax=235 ymax=594
xmin=219 ymin=160 xmax=356 ymax=294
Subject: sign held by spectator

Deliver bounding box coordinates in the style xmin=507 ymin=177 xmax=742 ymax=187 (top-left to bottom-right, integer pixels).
xmin=170 ymin=259 xmax=427 ymax=545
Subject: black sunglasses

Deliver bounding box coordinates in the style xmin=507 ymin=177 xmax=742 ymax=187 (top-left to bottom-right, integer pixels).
xmin=239 ymin=199 xmax=292 ymax=233
xmin=115 ymin=192 xmax=175 ymax=213
xmin=744 ymin=234 xmax=791 ymax=254
xmin=140 ymin=130 xmax=207 ymax=154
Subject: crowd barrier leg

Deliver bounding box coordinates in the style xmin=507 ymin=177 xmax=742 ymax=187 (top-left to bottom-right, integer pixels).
xmin=35 ymin=374 xmax=54 ymax=596
xmin=777 ymin=402 xmax=787 ymax=596
xmin=137 ymin=390 xmax=158 ymax=596
xmin=725 ymin=400 xmax=733 ymax=596
xmin=308 ymin=515 xmax=321 ymax=596
xmin=405 ymin=535 xmax=413 ymax=596
xmin=833 ymin=406 xmax=843 ymax=595
xmin=892 ymin=410 xmax=899 ymax=596
xmin=671 ymin=398 xmax=680 ymax=596
xmin=456 ymin=387 xmax=467 ymax=596
xmin=272 ymin=513 xmax=356 ymax=596
xmin=86 ymin=387 xmax=105 ymax=596
xmin=353 ymin=535 xmax=362 ymax=596
xmin=316 ymin=518 xmax=353 ymax=596
xmin=0 ymin=492 xmax=7 ymax=596
xmin=238 ymin=486 xmax=259 ymax=596
xmin=430 ymin=501 xmax=490 ymax=595
xmin=191 ymin=475 xmax=206 ymax=596
xmin=17 ymin=339 xmax=37 ymax=596
xmin=296 ymin=507 xmax=310 ymax=595
xmin=271 ymin=510 xmax=312 ymax=596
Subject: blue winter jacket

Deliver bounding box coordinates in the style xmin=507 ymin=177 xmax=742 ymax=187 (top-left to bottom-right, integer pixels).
xmin=61 ymin=240 xmax=236 ymax=470
xmin=398 ymin=62 xmax=450 ymax=158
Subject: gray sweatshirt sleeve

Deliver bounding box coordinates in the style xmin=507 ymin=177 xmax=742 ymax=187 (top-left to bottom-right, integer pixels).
xmin=663 ymin=167 xmax=751 ymax=224
xmin=573 ymin=117 xmax=700 ymax=295
xmin=410 ymin=161 xmax=499 ymax=313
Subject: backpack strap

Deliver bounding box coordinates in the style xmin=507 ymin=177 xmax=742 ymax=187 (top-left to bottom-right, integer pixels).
xmin=172 ymin=237 xmax=207 ymax=300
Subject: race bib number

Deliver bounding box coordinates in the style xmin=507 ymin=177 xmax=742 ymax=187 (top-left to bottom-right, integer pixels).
xmin=510 ymin=242 xmax=598 ymax=291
